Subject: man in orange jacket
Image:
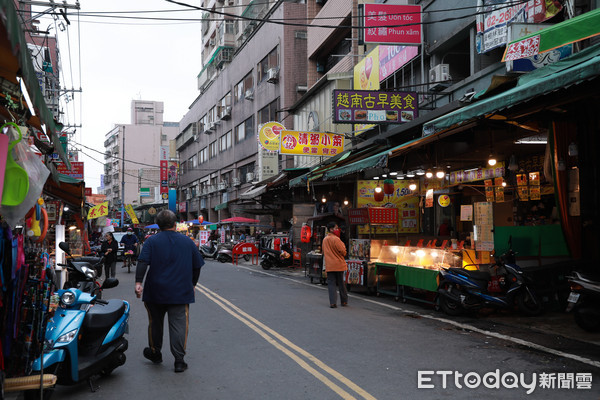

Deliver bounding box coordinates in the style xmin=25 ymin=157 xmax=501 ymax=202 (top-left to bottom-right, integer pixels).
xmin=322 ymin=221 xmax=348 ymax=308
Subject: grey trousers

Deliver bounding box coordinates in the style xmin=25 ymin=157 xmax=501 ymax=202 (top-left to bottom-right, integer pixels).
xmin=104 ymin=261 xmax=116 ymax=278
xmin=327 ymin=271 xmax=348 ymax=305
xmin=144 ymin=303 xmax=189 ymax=362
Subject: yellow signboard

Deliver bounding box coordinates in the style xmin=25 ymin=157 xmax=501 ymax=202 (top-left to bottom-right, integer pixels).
xmin=279 ymin=131 xmax=344 ymax=157
xmin=125 ymin=204 xmax=139 ymax=225
xmin=354 ymin=47 xmax=380 ymax=135
xmin=258 ymin=121 xmax=285 ymax=151
xmin=87 ymin=201 xmax=109 ymax=220
xmin=356 ymin=180 xmax=419 ymax=234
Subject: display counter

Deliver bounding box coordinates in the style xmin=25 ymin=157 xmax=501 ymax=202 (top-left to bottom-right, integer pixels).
xmin=373 ymin=246 xmax=462 ymax=304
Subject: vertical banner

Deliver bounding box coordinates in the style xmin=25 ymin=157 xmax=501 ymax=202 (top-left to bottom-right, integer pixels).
xmin=168 ymin=189 xmax=177 ymax=213
xmin=485 ymin=179 xmax=495 ymax=202
xmin=494 ymin=177 xmax=505 ymax=202
xmin=160 ymin=160 xmax=168 ymax=194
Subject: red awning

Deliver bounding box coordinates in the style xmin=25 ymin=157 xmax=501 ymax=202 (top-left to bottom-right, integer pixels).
xmin=220 ymin=217 xmax=260 ymax=224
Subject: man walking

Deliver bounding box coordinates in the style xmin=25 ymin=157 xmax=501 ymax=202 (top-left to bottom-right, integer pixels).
xmin=135 ymin=210 xmax=205 ymax=373
xmin=322 ymin=221 xmax=348 ymax=308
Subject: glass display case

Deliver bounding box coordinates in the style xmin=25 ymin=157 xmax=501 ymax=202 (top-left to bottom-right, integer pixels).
xmin=374 ymin=246 xmax=462 ymax=270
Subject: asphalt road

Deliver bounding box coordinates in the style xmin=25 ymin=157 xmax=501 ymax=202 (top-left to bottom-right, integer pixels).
xmin=16 ymin=259 xmax=600 ymax=400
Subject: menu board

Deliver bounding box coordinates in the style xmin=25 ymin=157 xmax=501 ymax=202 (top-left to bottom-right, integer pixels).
xmin=346 ymin=260 xmax=365 ymax=285
xmin=474 ymin=202 xmax=494 ymax=251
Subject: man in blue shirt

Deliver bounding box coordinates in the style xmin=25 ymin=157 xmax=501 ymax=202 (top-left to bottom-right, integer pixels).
xmin=135 ymin=210 xmax=204 ymax=373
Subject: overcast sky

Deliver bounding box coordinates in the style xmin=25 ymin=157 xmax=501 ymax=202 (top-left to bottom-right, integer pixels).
xmin=39 ymin=1 xmax=203 ymax=191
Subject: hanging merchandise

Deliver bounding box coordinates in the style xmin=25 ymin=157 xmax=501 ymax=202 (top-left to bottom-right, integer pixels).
xmin=0 ymin=123 xmax=29 ymax=206
xmin=373 ymin=184 xmax=384 ymax=202
xmin=300 ymin=224 xmax=312 ymax=243
xmin=24 ymin=198 xmax=48 ymax=243
xmin=0 ymin=123 xmax=50 ymax=227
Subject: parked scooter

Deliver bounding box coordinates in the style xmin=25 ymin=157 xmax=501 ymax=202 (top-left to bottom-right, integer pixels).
xmin=59 ymin=242 xmax=105 ymax=298
xmin=217 ymin=246 xmax=233 ymax=263
xmin=199 ymin=241 xmax=220 ymax=260
xmin=437 ymin=247 xmax=543 ymax=316
xmin=260 ymin=243 xmax=293 ymax=270
xmin=566 ymin=271 xmax=600 ymax=332
xmin=25 ymin=282 xmax=129 ymax=399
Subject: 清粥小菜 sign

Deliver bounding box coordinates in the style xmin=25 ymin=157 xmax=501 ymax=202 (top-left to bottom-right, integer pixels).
xmin=279 ymin=131 xmax=344 ymax=157
xmin=333 ymin=90 xmax=418 ymax=124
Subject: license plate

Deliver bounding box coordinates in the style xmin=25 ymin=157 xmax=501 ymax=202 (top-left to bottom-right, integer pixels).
xmin=567 ymin=292 xmax=580 ymax=303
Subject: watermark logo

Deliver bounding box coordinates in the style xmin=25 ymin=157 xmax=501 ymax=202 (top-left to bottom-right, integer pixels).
xmin=418 ymin=370 xmax=592 ymax=395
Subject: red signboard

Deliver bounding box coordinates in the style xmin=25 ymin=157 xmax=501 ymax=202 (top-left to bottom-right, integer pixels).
xmin=160 ymin=160 xmax=168 ymax=194
xmin=85 ymin=187 xmax=92 ymax=196
xmin=56 ymin=161 xmax=84 ymax=179
xmin=363 ymin=4 xmax=422 ymax=45
xmin=368 ymin=207 xmax=399 ymax=225
xmin=232 ymin=242 xmax=259 ymax=265
xmin=348 ymin=208 xmax=370 ymax=225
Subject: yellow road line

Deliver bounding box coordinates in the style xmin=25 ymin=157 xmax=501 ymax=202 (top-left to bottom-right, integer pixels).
xmin=197 ymin=284 xmax=376 ymax=400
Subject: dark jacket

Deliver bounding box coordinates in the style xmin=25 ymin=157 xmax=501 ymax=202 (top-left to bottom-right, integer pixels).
xmin=101 ymin=239 xmax=118 ymax=264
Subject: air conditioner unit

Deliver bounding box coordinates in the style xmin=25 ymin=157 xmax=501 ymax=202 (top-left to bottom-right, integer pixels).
xmin=246 ymin=172 xmax=254 ymax=182
xmin=429 ymin=64 xmax=451 ymax=91
xmin=266 ymin=67 xmax=279 ymax=83
xmin=228 ymin=0 xmax=235 ymax=5
xmin=244 ymin=88 xmax=254 ymax=100
xmin=232 ymin=177 xmax=241 ymax=186
xmin=221 ymin=106 xmax=231 ymax=120
xmin=208 ymin=185 xmax=216 ymax=193
xmin=209 ymin=38 xmax=216 ymax=46
xmin=218 ymin=181 xmax=228 ymax=191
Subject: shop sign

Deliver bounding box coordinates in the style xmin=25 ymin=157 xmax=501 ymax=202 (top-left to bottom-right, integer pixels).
xmin=257 ymin=121 xmax=285 ymax=151
xmin=460 ymin=205 xmax=473 ymax=221
xmin=425 ymin=189 xmax=434 ymax=208
xmin=179 ymin=201 xmax=187 ymax=213
xmin=348 ymin=208 xmax=370 ymax=225
xmin=494 ymin=177 xmax=505 ymax=202
xmin=140 ymin=187 xmax=150 ymax=197
xmin=125 ymin=204 xmax=139 ymax=225
xmin=55 ymin=161 xmax=84 ymax=179
xmin=379 ymin=45 xmax=419 ymax=81
xmin=160 ymin=160 xmax=168 ymax=194
xmin=353 ymin=47 xmax=379 ymax=136
xmin=368 ymin=207 xmax=399 ymax=224
xmin=110 ymin=219 xmax=120 ymax=227
xmin=485 ymin=179 xmax=495 ymax=202
xmin=333 ymin=90 xmax=418 ymax=124
xmin=168 ymin=161 xmax=178 ymax=187
xmin=449 ymin=162 xmax=505 ymax=185
xmin=85 ymin=187 xmax=92 ymax=196
xmin=87 ymin=201 xmax=109 ymax=220
xmin=346 ymin=260 xmax=364 ymax=285
xmin=279 ymin=131 xmax=344 ymax=157
xmin=148 ymin=207 xmax=157 ymax=215
xmin=438 ymin=194 xmax=451 ymax=207
xmin=363 ymin=4 xmax=422 ymax=45
xmin=160 ymin=145 xmax=169 ymax=161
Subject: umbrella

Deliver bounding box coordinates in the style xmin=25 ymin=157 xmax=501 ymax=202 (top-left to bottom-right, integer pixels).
xmin=185 ymin=219 xmax=200 ymax=225
xmin=144 ymin=224 xmax=159 ymax=229
xmin=202 ymin=221 xmax=216 ymax=225
xmin=220 ymin=217 xmax=260 ymax=224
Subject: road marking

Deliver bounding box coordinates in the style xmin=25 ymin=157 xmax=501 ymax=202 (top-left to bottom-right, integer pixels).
xmin=232 ymin=264 xmax=600 ymax=369
xmin=196 ymin=284 xmax=377 ymax=400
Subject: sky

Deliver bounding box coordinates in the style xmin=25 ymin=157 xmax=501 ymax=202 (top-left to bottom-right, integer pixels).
xmin=37 ymin=1 xmax=203 ymax=191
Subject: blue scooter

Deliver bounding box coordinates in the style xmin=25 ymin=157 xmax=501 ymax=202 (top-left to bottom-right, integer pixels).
xmin=25 ymin=282 xmax=129 ymax=399
xmin=437 ymin=248 xmax=543 ymax=317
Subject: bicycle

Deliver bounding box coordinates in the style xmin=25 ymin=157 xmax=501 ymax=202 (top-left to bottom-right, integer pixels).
xmin=123 ymin=250 xmax=135 ymax=273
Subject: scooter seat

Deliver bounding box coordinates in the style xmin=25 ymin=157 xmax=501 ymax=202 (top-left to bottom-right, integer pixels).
xmin=449 ymin=267 xmax=491 ymax=281
xmin=83 ymin=300 xmax=126 ymax=331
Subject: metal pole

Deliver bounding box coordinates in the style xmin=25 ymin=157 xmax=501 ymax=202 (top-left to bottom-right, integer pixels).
xmin=121 ymin=126 xmax=125 ymax=228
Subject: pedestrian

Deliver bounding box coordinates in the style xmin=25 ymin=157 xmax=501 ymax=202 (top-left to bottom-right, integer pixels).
xmin=101 ymin=232 xmax=118 ymax=278
xmin=135 ymin=210 xmax=205 ymax=373
xmin=322 ymin=221 xmax=348 ymax=308
xmin=120 ymin=227 xmax=139 ymax=266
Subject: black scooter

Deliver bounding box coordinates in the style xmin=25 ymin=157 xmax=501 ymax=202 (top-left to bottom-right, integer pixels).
xmin=566 ymin=271 xmax=600 ymax=332
xmin=261 ymin=244 xmax=293 ymax=270
xmin=59 ymin=242 xmax=105 ymax=298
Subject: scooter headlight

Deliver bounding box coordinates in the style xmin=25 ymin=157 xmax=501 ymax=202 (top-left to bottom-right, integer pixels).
xmin=81 ymin=266 xmax=96 ymax=279
xmin=61 ymin=291 xmax=76 ymax=306
xmin=57 ymin=329 xmax=78 ymax=343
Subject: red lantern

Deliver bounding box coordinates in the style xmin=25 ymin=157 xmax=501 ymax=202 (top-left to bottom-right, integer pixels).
xmin=373 ymin=186 xmax=384 ymax=202
xmin=300 ymin=224 xmax=312 ymax=243
xmin=199 ymin=215 xmax=204 ymax=224
xmin=383 ymin=178 xmax=394 ymax=196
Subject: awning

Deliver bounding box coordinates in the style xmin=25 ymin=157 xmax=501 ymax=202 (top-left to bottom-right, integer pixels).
xmin=503 ymin=9 xmax=600 ymax=62
xmin=322 ymin=152 xmax=388 ymax=180
xmin=0 ymin=1 xmax=69 ymax=167
xmin=214 ymin=202 xmax=228 ymax=211
xmin=423 ymin=43 xmax=600 ymax=136
xmin=239 ymin=184 xmax=267 ymax=200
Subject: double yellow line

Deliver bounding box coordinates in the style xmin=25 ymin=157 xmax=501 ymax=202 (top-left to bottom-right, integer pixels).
xmin=196 ymin=284 xmax=376 ymax=400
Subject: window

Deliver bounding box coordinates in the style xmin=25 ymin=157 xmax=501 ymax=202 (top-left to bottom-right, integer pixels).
xmin=258 ymin=46 xmax=279 ymax=83
xmin=239 ymin=163 xmax=255 ymax=184
xmin=219 ymin=92 xmax=231 ymax=117
xmin=198 ymin=147 xmax=208 ymax=164
xmin=244 ymin=115 xmax=254 ymax=139
xmin=200 ymin=114 xmax=207 ymax=132
xmin=234 ymin=71 xmax=254 ymax=102
xmin=209 ymin=106 xmax=218 ymax=124
xmin=235 ymin=122 xmax=245 ymax=143
xmin=209 ymin=141 xmax=218 ymax=158
xmin=191 ymin=154 xmax=198 ymax=169
xmin=221 ymin=171 xmax=231 ymax=186
xmin=259 ymin=99 xmax=279 ymax=125
xmin=219 ymin=131 xmax=232 ymax=152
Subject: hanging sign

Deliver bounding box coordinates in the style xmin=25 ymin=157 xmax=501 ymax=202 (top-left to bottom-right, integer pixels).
xmin=348 ymin=208 xmax=370 ymax=225
xmin=425 ymin=189 xmax=434 ymax=208
xmin=363 ymin=4 xmax=422 ymax=45
xmin=125 ymin=204 xmax=139 ymax=225
xmin=368 ymin=207 xmax=399 ymax=224
xmin=279 ymin=131 xmax=344 ymax=157
xmin=333 ymin=90 xmax=418 ymax=124
xmin=438 ymin=194 xmax=451 ymax=207
xmin=258 ymin=121 xmax=285 ymax=151
xmin=88 ymin=202 xmax=109 ymax=220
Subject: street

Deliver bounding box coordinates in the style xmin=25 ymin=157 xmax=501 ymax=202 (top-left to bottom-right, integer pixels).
xmin=34 ymin=259 xmax=600 ymax=399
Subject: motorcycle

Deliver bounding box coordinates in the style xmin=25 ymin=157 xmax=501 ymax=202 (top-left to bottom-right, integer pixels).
xmin=437 ymin=248 xmax=543 ymax=316
xmin=566 ymin=271 xmax=600 ymax=332
xmin=25 ymin=282 xmax=129 ymax=399
xmin=260 ymin=244 xmax=293 ymax=270
xmin=200 ymin=241 xmax=220 ymax=259
xmin=59 ymin=242 xmax=105 ymax=299
xmin=217 ymin=247 xmax=233 ymax=263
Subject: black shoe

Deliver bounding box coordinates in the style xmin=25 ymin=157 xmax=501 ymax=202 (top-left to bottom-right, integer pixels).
xmin=143 ymin=347 xmax=162 ymax=364
xmin=174 ymin=361 xmax=188 ymax=373
xmin=330 ymin=304 xmax=337 ymax=308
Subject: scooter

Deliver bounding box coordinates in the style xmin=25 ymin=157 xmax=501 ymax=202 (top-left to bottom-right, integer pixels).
xmin=59 ymin=242 xmax=105 ymax=299
xmin=260 ymin=244 xmax=293 ymax=270
xmin=566 ymin=271 xmax=600 ymax=332
xmin=217 ymin=247 xmax=233 ymax=263
xmin=200 ymin=241 xmax=220 ymax=259
xmin=25 ymin=282 xmax=129 ymax=399
xmin=437 ymin=248 xmax=543 ymax=316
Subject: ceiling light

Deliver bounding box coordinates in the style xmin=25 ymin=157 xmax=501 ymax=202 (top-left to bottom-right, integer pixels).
xmin=409 ymin=183 xmax=417 ymax=191
xmin=425 ymin=170 xmax=433 ymax=179
xmin=381 ymin=174 xmax=387 ymax=178
xmin=374 ymin=186 xmax=382 ymax=193
xmin=488 ymin=155 xmax=497 ymax=166
xmin=405 ymin=171 xmax=415 ymax=178
xmin=373 ymin=176 xmax=379 ymax=180
xmin=416 ymin=169 xmax=425 ymax=176
xmin=436 ymin=170 xmax=446 ymax=179
xmin=321 ymin=195 xmax=327 ymax=203
xmin=389 ymin=172 xmax=398 ymax=176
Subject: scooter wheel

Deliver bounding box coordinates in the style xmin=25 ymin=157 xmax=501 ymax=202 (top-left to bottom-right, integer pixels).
xmin=439 ymin=283 xmax=463 ymax=316
xmin=261 ymin=261 xmax=272 ymax=270
xmin=516 ymin=289 xmax=544 ymax=316
xmin=574 ymin=307 xmax=600 ymax=332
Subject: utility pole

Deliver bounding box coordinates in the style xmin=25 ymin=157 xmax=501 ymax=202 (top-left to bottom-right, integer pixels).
xmin=120 ymin=126 xmax=125 ymax=228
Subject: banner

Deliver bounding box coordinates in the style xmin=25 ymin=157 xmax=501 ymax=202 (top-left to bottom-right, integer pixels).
xmin=125 ymin=204 xmax=139 ymax=225
xmin=279 ymin=131 xmax=344 ymax=157
xmin=160 ymin=160 xmax=168 ymax=194
xmin=87 ymin=201 xmax=109 ymax=220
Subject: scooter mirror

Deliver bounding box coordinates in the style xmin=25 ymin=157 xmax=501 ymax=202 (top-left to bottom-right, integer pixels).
xmin=102 ymin=277 xmax=119 ymax=290
xmin=59 ymin=241 xmax=72 ymax=256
